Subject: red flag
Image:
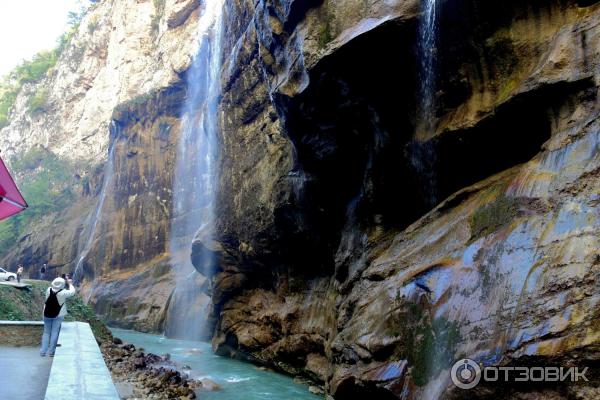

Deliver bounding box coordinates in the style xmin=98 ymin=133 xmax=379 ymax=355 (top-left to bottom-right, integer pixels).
xmin=0 ymin=156 xmax=27 ymax=221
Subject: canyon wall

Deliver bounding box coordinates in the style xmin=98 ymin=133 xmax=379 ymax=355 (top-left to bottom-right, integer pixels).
xmin=203 ymin=0 xmax=600 ymax=398
xmin=0 ymin=0 xmax=598 ymax=398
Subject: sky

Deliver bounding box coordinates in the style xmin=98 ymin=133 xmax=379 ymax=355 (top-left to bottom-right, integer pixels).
xmin=0 ymin=0 xmax=82 ymax=77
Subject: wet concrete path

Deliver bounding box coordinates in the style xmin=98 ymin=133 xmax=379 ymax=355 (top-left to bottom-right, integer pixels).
xmin=0 ymin=346 xmax=53 ymax=399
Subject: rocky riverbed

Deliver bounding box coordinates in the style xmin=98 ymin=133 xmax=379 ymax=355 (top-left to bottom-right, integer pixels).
xmin=109 ymin=327 xmax=323 ymax=400
xmin=101 ymin=337 xmax=198 ymax=400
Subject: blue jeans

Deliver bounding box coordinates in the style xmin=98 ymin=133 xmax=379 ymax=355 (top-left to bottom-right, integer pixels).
xmin=40 ymin=316 xmax=63 ymax=356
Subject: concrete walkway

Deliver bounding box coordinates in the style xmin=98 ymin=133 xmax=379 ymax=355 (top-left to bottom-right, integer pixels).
xmin=0 ymin=346 xmax=53 ymax=399
xmin=0 ymin=280 xmax=31 ymax=289
xmin=45 ymin=322 xmax=119 ymax=400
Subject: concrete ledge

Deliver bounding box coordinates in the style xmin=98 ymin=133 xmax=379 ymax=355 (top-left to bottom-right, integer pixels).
xmin=0 ymin=281 xmax=32 ymax=289
xmin=0 ymin=320 xmax=43 ymax=346
xmin=45 ymin=322 xmax=119 ymax=400
xmin=0 ymin=320 xmax=43 ymax=325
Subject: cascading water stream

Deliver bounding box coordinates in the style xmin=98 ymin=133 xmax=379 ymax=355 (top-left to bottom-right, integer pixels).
xmin=413 ymin=2 xmax=456 ymax=398
xmin=411 ymin=0 xmax=440 ymax=208
xmin=73 ymin=125 xmax=118 ymax=283
xmin=164 ymin=0 xmax=224 ymax=340
xmin=417 ymin=0 xmax=439 ymax=138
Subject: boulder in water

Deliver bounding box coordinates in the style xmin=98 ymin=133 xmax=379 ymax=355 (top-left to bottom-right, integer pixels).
xmin=309 ymin=385 xmax=324 ymax=395
xmin=183 ymin=348 xmax=202 ymax=356
xmin=198 ymin=378 xmax=221 ymax=391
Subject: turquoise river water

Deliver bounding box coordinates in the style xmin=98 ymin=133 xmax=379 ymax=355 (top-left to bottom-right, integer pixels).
xmin=110 ymin=328 xmax=322 ymax=400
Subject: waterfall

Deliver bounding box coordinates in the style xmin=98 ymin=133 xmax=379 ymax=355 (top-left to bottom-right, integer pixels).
xmin=416 ymin=0 xmax=439 ymax=138
xmin=73 ymin=125 xmax=118 ymax=283
xmin=411 ymin=0 xmax=440 ymax=207
xmin=164 ymin=0 xmax=225 ymax=340
xmin=414 ymin=6 xmax=456 ymax=393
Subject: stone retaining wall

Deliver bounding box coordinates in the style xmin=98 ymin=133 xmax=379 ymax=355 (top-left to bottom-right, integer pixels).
xmin=0 ymin=321 xmax=43 ymax=346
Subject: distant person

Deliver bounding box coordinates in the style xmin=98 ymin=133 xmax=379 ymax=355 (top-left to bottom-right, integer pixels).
xmin=16 ymin=265 xmax=23 ymax=283
xmin=40 ymin=277 xmax=76 ymax=357
xmin=40 ymin=263 xmax=47 ymax=280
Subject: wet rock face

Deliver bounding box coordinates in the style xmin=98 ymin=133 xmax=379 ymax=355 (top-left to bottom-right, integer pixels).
xmin=1 ymin=86 xmax=186 ymax=332
xmin=79 ymin=82 xmax=193 ymax=332
xmin=207 ymin=0 xmax=600 ymax=398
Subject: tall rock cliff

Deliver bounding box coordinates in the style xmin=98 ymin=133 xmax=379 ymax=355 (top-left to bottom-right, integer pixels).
xmin=0 ymin=0 xmax=598 ymax=398
xmin=202 ymin=0 xmax=600 ymax=398
xmin=0 ymin=0 xmax=202 ymax=331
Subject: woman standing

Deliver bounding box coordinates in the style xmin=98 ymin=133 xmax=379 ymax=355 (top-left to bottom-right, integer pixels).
xmin=40 ymin=277 xmax=76 ymax=357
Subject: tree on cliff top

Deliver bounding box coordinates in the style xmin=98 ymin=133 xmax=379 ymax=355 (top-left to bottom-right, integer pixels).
xmin=0 ymin=148 xmax=79 ymax=254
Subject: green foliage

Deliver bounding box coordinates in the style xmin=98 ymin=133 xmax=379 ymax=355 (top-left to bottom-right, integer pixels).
xmin=470 ymin=195 xmax=519 ymax=240
xmin=56 ymin=29 xmax=76 ymax=56
xmin=0 ymin=221 xmax=18 ymax=254
xmin=0 ymin=222 xmax=17 ymax=251
xmin=317 ymin=13 xmax=334 ymax=49
xmin=0 ymin=285 xmax=28 ymax=320
xmin=11 ymin=51 xmax=58 ymax=86
xmin=0 ymin=280 xmax=113 ymax=343
xmin=65 ymin=294 xmax=113 ymax=343
xmin=0 ymin=85 xmax=19 ymax=128
xmin=408 ymin=315 xmax=460 ymax=386
xmin=67 ymin=9 xmax=85 ymax=29
xmin=389 ymin=299 xmax=461 ymax=386
xmin=87 ymin=15 xmax=100 ymax=34
xmin=113 ymin=91 xmax=155 ymax=118
xmin=0 ymin=50 xmax=58 ymax=127
xmin=0 ymin=148 xmax=77 ymax=254
xmin=27 ymin=88 xmax=50 ymax=115
xmin=0 ymin=48 xmax=59 ymax=127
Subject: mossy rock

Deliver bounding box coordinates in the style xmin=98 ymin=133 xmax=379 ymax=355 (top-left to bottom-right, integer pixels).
xmin=389 ymin=300 xmax=460 ymax=387
xmin=470 ymin=194 xmax=520 ymax=240
xmin=317 ymin=13 xmax=335 ymax=49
